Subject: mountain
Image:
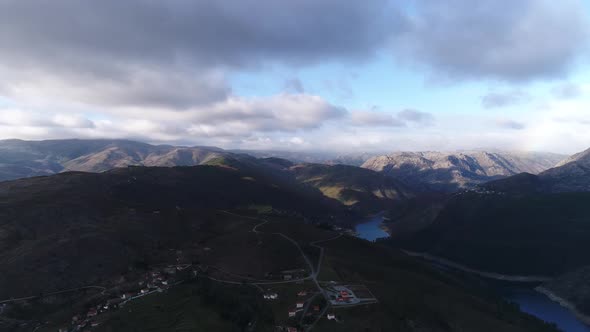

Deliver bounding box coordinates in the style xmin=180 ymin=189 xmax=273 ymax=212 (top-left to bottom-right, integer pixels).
xmin=385 ymin=147 xmax=590 ymax=320
xmin=479 ymin=147 xmax=590 ymax=194
xmin=290 ymin=163 xmax=412 ymax=211
xmin=362 ymin=151 xmax=565 ymax=192
xmin=0 ymin=139 xmax=228 ymax=181
xmin=0 ymin=166 xmax=559 ymax=332
xmin=538 ymin=147 xmax=590 ymax=192
xmin=230 ymin=149 xmax=379 ymax=166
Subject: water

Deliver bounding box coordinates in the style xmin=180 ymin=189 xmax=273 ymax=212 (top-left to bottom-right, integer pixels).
xmin=354 ymin=214 xmax=590 ymax=331
xmin=355 ymin=214 xmax=389 ymax=241
xmin=497 ymin=285 xmax=590 ymax=332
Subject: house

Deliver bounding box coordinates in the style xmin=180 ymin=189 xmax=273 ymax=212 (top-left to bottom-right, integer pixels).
xmin=263 ymin=293 xmax=278 ymax=300
xmin=297 ymin=291 xmax=307 ymax=297
xmin=287 ymin=327 xmax=298 ymax=332
xmin=296 ymin=302 xmax=304 ymax=308
xmin=313 ymin=305 xmax=320 ymax=312
xmin=140 ymin=288 xmax=149 ymax=294
xmin=288 ymin=310 xmax=297 ymax=317
xmin=121 ymin=292 xmax=134 ymax=300
xmin=91 ymin=322 xmax=100 ymax=327
xmin=327 ymin=313 xmax=336 ymax=320
xmin=283 ymin=275 xmax=292 ymax=281
xmin=87 ymin=308 xmax=98 ymax=317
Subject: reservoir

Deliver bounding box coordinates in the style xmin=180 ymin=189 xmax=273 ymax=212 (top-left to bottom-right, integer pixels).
xmin=355 ymin=213 xmax=590 ymax=332
xmin=355 ymin=213 xmax=389 ymax=241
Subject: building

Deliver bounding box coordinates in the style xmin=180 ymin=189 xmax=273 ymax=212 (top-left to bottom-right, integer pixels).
xmin=296 ymin=302 xmax=304 ymax=308
xmin=288 ymin=310 xmax=297 ymax=318
xmin=297 ymin=291 xmax=307 ymax=297
xmin=263 ymin=293 xmax=278 ymax=300
xmin=87 ymin=308 xmax=98 ymax=317
xmin=327 ymin=313 xmax=336 ymax=320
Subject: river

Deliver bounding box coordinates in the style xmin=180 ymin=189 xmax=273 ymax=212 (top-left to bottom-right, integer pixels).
xmin=354 ymin=214 xmax=590 ymax=332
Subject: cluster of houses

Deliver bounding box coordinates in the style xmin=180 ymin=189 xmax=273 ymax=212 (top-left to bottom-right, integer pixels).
xmin=58 ymin=264 xmax=195 ymax=332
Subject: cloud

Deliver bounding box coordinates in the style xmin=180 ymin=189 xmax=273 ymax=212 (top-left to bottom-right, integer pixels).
xmin=350 ymin=109 xmax=434 ymax=127
xmin=350 ymin=110 xmax=405 ymax=127
xmin=0 ymin=93 xmax=346 ymax=143
xmin=0 ymin=0 xmax=395 ymax=109
xmin=394 ymin=0 xmax=589 ymax=81
xmin=495 ymin=119 xmax=526 ymax=130
xmin=481 ymin=90 xmax=530 ymax=108
xmin=397 ymin=109 xmax=435 ymax=125
xmin=552 ymin=83 xmax=583 ymax=99
xmin=0 ymin=109 xmax=95 ymax=129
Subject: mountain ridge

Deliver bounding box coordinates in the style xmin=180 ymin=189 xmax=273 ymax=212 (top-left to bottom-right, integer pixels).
xmin=362 ymin=150 xmax=565 ymax=192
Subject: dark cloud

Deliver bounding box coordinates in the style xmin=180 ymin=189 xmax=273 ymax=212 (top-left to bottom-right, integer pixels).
xmin=0 ymin=0 xmax=396 ymax=109
xmin=481 ymin=90 xmax=530 ymax=108
xmin=394 ymin=0 xmax=589 ymax=81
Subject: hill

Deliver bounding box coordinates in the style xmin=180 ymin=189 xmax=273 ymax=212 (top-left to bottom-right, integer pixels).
xmin=361 ymin=151 xmax=564 ymax=192
xmin=0 ymin=166 xmax=559 ymax=332
xmin=290 ymin=163 xmax=412 ymax=212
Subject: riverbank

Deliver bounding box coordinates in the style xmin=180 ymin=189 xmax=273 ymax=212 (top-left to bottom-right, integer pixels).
xmin=537 ymin=286 xmax=590 ymax=326
xmin=402 ymin=250 xmax=553 ymax=282
xmin=402 ymin=250 xmax=590 ymax=328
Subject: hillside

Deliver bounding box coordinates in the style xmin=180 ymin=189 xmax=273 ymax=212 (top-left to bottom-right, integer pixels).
xmin=539 ymin=147 xmax=590 ymax=192
xmin=390 ymin=191 xmax=590 ymax=276
xmin=362 ymin=151 xmax=564 ymax=192
xmin=0 ymin=167 xmax=559 ymax=332
xmin=290 ymin=163 xmax=412 ymax=212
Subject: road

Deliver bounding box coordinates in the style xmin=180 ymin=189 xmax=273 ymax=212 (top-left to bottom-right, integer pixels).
xmin=218 ymin=210 xmax=345 ymax=331
xmin=0 ymin=286 xmax=107 ymax=305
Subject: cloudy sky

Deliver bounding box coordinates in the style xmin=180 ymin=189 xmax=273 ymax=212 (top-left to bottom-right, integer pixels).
xmin=1 ymin=0 xmax=590 ymax=153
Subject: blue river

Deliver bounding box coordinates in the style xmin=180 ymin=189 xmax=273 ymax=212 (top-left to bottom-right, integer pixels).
xmin=355 ymin=215 xmax=590 ymax=332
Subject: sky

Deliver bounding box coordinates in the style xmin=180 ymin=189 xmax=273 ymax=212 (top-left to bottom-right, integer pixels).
xmin=0 ymin=0 xmax=590 ymax=154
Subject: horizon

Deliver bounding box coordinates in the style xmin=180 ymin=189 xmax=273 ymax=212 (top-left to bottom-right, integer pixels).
xmin=0 ymin=137 xmax=573 ymax=156
xmin=1 ymin=1 xmax=590 ymax=154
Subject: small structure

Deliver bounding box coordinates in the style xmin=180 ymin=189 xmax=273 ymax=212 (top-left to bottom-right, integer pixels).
xmin=288 ymin=310 xmax=297 ymax=318
xmin=313 ymin=305 xmax=320 ymax=312
xmin=87 ymin=308 xmax=98 ymax=317
xmin=287 ymin=327 xmax=298 ymax=332
xmin=283 ymin=274 xmax=292 ymax=281
xmin=327 ymin=313 xmax=336 ymax=320
xmin=296 ymin=302 xmax=304 ymax=309
xmin=297 ymin=291 xmax=307 ymax=297
xmin=263 ymin=293 xmax=278 ymax=300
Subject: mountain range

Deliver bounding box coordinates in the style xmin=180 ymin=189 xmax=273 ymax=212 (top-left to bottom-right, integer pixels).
xmin=0 ymin=140 xmax=567 ymax=193
xmin=361 ymin=151 xmax=565 ymax=192
xmin=0 ymin=155 xmax=560 ymax=332
xmin=386 ymin=146 xmax=590 ymax=320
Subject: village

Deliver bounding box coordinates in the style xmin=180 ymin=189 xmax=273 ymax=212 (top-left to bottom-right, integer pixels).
xmin=0 ymin=213 xmax=378 ymax=332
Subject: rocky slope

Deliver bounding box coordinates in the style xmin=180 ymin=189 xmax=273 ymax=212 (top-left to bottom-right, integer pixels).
xmin=539 ymin=147 xmax=590 ymax=192
xmin=362 ymin=151 xmax=564 ymax=192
